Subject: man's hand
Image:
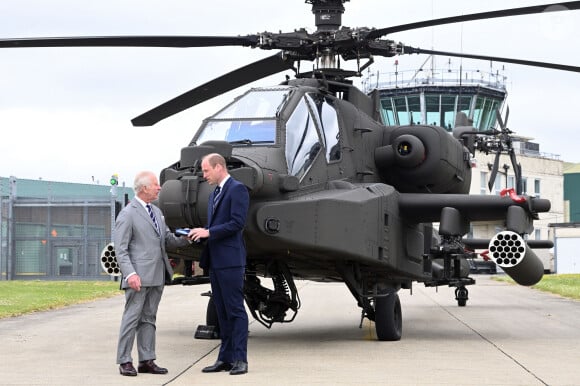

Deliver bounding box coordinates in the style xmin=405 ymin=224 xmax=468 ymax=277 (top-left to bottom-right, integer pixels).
xmin=127 ymin=274 xmax=141 ymax=292
xmin=188 ymin=227 xmax=209 ymax=242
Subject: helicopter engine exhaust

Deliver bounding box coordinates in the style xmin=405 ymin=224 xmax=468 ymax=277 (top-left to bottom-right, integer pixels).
xmin=488 ymin=231 xmax=544 ymax=286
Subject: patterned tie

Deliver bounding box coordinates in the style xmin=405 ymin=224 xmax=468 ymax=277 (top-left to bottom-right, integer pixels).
xmin=213 ymin=186 xmax=221 ymax=205
xmin=146 ymin=204 xmax=160 ymax=233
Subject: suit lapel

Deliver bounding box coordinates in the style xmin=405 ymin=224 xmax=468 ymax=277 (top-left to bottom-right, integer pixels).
xmin=136 ymin=201 xmax=160 ymax=234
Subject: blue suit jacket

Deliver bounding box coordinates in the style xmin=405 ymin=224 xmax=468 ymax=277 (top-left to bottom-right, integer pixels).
xmin=199 ymin=177 xmax=250 ymax=270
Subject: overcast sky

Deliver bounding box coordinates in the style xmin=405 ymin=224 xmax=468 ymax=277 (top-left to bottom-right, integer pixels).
xmin=1 ymin=0 xmax=579 ymax=185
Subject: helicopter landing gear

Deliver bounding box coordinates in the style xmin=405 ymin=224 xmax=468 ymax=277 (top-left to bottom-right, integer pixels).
xmin=194 ymin=292 xmax=220 ymax=339
xmin=455 ymin=286 xmax=469 ymax=307
xmin=374 ymin=290 xmax=402 ymax=341
xmin=205 ymin=294 xmax=220 ymax=330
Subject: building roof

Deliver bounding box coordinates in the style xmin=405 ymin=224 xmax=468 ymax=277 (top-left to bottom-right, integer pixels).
xmin=563 ymin=163 xmax=580 ymax=174
xmin=0 ymin=176 xmax=134 ymax=200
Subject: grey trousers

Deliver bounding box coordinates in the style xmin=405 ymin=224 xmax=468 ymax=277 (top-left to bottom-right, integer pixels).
xmin=116 ymin=285 xmax=163 ymax=364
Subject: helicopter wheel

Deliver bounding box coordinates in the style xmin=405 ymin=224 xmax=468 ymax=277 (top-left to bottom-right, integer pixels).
xmin=455 ymin=286 xmax=468 ymax=307
xmin=374 ymin=291 xmax=402 ymax=341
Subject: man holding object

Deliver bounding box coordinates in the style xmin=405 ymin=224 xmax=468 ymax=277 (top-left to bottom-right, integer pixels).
xmin=114 ymin=171 xmax=190 ymax=376
xmin=188 ymin=153 xmax=250 ymax=375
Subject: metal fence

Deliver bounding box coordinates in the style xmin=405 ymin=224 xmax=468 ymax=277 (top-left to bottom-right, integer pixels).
xmin=1 ymin=177 xmax=129 ymax=280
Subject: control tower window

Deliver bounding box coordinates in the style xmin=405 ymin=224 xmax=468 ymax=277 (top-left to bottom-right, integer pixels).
xmin=407 ymin=96 xmax=421 ymax=125
xmin=425 ymin=95 xmax=440 ymax=126
xmin=473 ymin=97 xmax=501 ymax=130
xmin=424 ymin=94 xmax=474 ymax=130
xmin=380 ymin=96 xmax=420 ymax=126
xmin=286 ymin=96 xmax=322 ymax=179
xmin=441 ymin=95 xmax=456 ymax=129
xmin=393 ymin=97 xmax=409 ymax=125
xmin=380 ymin=100 xmax=396 ymax=125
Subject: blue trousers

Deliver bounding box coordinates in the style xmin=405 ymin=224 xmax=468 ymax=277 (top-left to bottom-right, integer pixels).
xmin=210 ymin=266 xmax=248 ymax=363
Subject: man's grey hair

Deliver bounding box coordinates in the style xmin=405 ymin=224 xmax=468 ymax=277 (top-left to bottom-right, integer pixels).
xmin=133 ymin=171 xmax=155 ymax=193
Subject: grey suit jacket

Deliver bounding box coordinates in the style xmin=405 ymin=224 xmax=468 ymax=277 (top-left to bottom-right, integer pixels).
xmin=114 ymin=199 xmax=188 ymax=289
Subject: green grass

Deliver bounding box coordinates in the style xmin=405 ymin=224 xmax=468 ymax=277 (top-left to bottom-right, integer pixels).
xmin=493 ymin=273 xmax=580 ymax=300
xmin=2 ymin=274 xmax=579 ymax=319
xmin=0 ymin=280 xmax=122 ymax=319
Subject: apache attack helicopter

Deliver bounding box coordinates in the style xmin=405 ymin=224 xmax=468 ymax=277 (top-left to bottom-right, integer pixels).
xmin=1 ymin=0 xmax=579 ymax=341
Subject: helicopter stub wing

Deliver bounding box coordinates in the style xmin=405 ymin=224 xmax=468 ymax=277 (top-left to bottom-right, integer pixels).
xmin=398 ymin=193 xmax=550 ymax=223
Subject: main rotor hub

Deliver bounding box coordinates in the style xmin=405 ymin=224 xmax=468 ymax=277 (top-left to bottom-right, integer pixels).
xmin=307 ymin=0 xmax=349 ymax=31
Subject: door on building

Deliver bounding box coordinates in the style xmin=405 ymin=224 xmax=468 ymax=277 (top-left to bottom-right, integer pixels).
xmin=53 ymin=245 xmax=80 ymax=276
xmin=555 ymin=237 xmax=580 ymax=274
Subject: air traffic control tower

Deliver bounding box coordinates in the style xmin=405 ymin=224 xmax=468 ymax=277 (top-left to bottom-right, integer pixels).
xmin=362 ymin=60 xmax=507 ymax=132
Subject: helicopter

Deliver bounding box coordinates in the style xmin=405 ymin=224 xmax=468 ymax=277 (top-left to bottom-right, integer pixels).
xmin=1 ymin=0 xmax=579 ymax=341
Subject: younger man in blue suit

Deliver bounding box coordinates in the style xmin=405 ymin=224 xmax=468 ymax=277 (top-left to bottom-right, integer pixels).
xmin=188 ymin=153 xmax=250 ymax=375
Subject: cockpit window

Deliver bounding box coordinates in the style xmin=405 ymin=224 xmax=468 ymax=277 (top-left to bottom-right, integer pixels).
xmin=215 ymin=89 xmax=289 ymax=119
xmin=198 ymin=120 xmax=276 ymax=144
xmin=305 ymin=93 xmax=341 ymax=162
xmin=285 ymin=97 xmax=321 ymax=179
xmin=195 ymin=88 xmax=290 ymax=145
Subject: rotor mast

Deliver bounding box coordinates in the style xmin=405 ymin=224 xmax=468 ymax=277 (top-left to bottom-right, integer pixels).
xmin=307 ymin=0 xmax=349 ymax=71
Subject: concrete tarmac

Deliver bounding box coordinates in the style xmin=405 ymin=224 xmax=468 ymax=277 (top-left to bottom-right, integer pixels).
xmin=1 ymin=275 xmax=580 ymax=385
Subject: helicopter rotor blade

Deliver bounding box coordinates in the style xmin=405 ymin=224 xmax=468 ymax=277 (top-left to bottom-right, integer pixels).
xmin=509 ymin=150 xmax=523 ymax=195
xmin=366 ymin=1 xmax=580 ymax=39
xmin=0 ymin=35 xmax=259 ymax=49
xmin=131 ymin=53 xmax=295 ymax=127
xmin=496 ymin=108 xmax=506 ymax=132
xmin=488 ymin=151 xmax=501 ymax=192
xmin=402 ymin=46 xmax=580 ymax=73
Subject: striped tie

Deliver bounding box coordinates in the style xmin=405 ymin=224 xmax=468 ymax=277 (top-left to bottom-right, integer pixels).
xmin=146 ymin=204 xmax=160 ymax=233
xmin=213 ymin=186 xmax=221 ymax=205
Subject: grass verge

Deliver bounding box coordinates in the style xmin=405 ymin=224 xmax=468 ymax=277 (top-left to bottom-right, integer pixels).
xmin=2 ymin=274 xmax=578 ymax=319
xmin=493 ymin=273 xmax=580 ymax=300
xmin=0 ymin=280 xmax=122 ymax=319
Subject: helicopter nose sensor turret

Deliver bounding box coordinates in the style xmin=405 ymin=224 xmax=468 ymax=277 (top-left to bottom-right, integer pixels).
xmin=374 ymin=125 xmax=472 ymax=194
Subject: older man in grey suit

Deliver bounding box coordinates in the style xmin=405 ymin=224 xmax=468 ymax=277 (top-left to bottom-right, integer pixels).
xmin=114 ymin=171 xmax=190 ymax=377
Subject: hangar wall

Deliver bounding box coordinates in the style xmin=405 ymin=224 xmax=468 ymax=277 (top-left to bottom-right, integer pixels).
xmin=0 ymin=176 xmax=133 ymax=280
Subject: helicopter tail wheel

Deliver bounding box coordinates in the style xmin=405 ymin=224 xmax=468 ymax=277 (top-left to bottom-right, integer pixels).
xmin=455 ymin=286 xmax=469 ymax=307
xmin=374 ymin=291 xmax=402 ymax=341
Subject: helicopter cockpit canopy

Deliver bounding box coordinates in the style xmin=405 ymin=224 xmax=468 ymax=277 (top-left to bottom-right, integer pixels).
xmin=195 ymin=87 xmax=290 ymax=145
xmin=194 ymin=86 xmax=342 ymax=181
xmin=286 ymin=92 xmax=341 ymax=180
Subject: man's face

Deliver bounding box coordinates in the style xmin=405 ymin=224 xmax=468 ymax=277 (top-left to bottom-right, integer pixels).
xmin=142 ymin=175 xmax=161 ymax=203
xmin=201 ymin=159 xmax=221 ymax=185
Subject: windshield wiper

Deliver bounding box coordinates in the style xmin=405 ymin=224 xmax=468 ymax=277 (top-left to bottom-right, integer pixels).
xmin=229 ymin=139 xmax=274 ymax=145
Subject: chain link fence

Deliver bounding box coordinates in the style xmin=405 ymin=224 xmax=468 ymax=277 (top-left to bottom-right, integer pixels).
xmin=1 ymin=177 xmax=131 ymax=280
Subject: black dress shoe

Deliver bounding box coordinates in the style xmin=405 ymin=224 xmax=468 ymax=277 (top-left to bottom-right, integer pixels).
xmin=229 ymin=360 xmax=248 ymax=375
xmin=138 ymin=360 xmax=168 ymax=374
xmin=202 ymin=360 xmax=233 ymax=373
xmin=119 ymin=362 xmax=137 ymax=376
